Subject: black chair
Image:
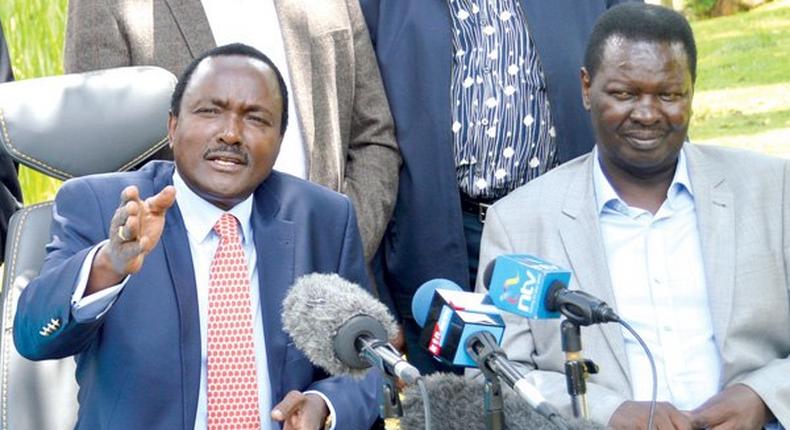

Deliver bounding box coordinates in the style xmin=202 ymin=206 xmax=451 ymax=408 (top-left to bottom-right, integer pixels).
xmin=0 ymin=66 xmax=176 ymax=430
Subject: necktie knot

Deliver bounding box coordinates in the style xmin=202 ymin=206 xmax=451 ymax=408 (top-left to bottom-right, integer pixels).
xmin=213 ymin=213 xmax=240 ymax=242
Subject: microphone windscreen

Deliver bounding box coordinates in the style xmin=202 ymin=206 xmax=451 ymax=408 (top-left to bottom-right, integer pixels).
xmin=282 ymin=273 xmax=398 ymax=378
xmin=412 ymin=278 xmax=463 ymax=327
xmin=400 ymin=373 xmax=604 ymax=430
xmin=481 ymin=259 xmax=497 ymax=289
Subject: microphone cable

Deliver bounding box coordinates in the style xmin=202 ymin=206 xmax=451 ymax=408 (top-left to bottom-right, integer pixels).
xmin=416 ymin=376 xmax=433 ymax=430
xmin=617 ymin=319 xmax=657 ymax=430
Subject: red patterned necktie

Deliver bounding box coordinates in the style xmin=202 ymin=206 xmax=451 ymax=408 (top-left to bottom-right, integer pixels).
xmin=207 ymin=213 xmax=261 ymax=429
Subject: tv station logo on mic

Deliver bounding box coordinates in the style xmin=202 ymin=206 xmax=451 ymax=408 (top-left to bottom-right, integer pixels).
xmin=488 ymin=255 xmax=571 ymax=319
xmin=417 ymin=288 xmax=505 ymax=367
xmin=427 ymin=305 xmax=453 ymax=356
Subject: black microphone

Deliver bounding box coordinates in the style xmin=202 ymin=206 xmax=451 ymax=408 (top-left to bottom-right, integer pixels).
xmin=281 ymin=273 xmax=421 ymax=384
xmin=483 ymin=255 xmax=619 ymax=326
xmin=399 ymin=373 xmax=604 ymax=430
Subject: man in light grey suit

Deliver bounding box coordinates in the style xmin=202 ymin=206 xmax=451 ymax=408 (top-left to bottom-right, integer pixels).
xmin=476 ymin=4 xmax=789 ymax=429
xmin=64 ymin=0 xmax=400 ymax=262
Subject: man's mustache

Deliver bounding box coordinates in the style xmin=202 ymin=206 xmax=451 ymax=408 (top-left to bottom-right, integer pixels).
xmin=203 ymin=145 xmax=249 ymax=164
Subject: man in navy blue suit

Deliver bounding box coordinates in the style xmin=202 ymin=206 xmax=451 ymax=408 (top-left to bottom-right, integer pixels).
xmin=360 ymin=0 xmax=641 ymax=374
xmin=14 ymin=43 xmax=380 ymax=430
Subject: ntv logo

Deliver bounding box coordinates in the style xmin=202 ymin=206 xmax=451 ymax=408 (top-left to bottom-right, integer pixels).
xmin=502 ymin=270 xmax=538 ymax=313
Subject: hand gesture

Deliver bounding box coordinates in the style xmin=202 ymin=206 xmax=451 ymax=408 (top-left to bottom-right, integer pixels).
xmin=87 ymin=185 xmax=176 ymax=293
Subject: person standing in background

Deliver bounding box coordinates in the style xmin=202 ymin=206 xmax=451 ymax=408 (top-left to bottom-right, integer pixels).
xmin=64 ymin=0 xmax=401 ymax=266
xmin=360 ymin=0 xmax=641 ymax=374
xmin=0 ymin=19 xmax=24 ymax=262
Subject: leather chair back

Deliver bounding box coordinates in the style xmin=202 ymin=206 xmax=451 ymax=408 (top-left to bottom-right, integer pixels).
xmin=0 ymin=66 xmax=176 ymax=430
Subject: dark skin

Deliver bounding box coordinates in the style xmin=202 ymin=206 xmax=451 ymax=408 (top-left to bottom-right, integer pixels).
xmin=582 ymin=37 xmax=692 ymax=215
xmin=583 ymin=37 xmax=772 ymax=429
xmin=86 ymin=55 xmax=329 ymax=429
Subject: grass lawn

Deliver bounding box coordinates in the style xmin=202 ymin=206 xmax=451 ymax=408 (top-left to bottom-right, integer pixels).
xmin=690 ymin=0 xmax=790 ymax=156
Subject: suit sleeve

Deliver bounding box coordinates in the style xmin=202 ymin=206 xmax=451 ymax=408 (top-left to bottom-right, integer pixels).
xmin=14 ymin=179 xmax=111 ymax=360
xmin=305 ymin=197 xmax=382 ymax=429
xmin=340 ymin=0 xmax=401 ymax=262
xmin=735 ymin=159 xmax=790 ymax=427
xmin=358 ymin=0 xmax=380 ymax=47
xmin=64 ymin=0 xmax=131 ymax=73
xmin=473 ymin=205 xmax=628 ymax=425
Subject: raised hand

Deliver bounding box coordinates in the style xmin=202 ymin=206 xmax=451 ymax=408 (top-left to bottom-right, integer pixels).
xmin=87 ymin=185 xmax=176 ymax=294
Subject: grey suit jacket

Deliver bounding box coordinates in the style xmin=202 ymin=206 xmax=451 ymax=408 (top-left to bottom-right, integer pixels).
xmin=64 ymin=0 xmax=401 ymax=260
xmin=476 ymin=143 xmax=790 ymax=426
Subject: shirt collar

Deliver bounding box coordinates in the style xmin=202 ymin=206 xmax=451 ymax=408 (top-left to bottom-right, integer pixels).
xmin=172 ymin=169 xmax=254 ymax=245
xmin=592 ymin=144 xmax=693 ymax=215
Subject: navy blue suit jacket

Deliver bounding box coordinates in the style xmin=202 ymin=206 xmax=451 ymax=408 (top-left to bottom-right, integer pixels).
xmin=360 ymin=0 xmax=640 ymax=306
xmin=14 ymin=161 xmax=381 ymax=429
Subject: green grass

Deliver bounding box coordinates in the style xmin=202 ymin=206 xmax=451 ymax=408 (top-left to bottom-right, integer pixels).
xmin=693 ymin=1 xmax=790 ymax=91
xmin=0 ymin=0 xmax=67 ymax=204
xmin=689 ymin=0 xmax=790 ymax=155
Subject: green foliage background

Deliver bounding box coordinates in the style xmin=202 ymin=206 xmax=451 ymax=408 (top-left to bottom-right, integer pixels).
xmin=0 ymin=0 xmax=67 ymax=204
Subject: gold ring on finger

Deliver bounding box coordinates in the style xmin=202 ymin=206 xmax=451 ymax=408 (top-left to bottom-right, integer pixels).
xmin=117 ymin=226 xmax=128 ymax=242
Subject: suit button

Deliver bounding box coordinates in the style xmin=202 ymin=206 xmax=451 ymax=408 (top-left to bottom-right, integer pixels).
xmin=38 ymin=317 xmax=61 ymax=337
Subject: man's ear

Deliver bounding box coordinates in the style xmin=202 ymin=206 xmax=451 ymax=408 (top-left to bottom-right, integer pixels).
xmin=167 ymin=112 xmax=177 ymax=149
xmin=580 ymin=67 xmax=592 ymax=111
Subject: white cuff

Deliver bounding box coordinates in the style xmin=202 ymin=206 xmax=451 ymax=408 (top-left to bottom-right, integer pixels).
xmin=70 ymin=240 xmax=129 ymax=322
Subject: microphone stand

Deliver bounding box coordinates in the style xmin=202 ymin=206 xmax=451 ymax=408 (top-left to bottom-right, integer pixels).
xmin=482 ymin=371 xmax=506 ymax=430
xmin=467 ymin=335 xmax=506 ymax=430
xmin=379 ymin=375 xmax=404 ymax=420
xmin=561 ymin=319 xmax=598 ymax=419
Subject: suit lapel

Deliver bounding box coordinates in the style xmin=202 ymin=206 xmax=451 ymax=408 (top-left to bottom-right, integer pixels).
xmin=558 ymin=154 xmax=632 ymax=386
xmin=273 ymin=0 xmax=314 ymax=154
xmin=251 ymin=177 xmax=295 ymax=404
xmin=685 ymin=144 xmax=734 ymax=351
xmin=154 ymin=163 xmax=201 ymax=429
xmin=164 ymin=0 xmax=216 ymax=58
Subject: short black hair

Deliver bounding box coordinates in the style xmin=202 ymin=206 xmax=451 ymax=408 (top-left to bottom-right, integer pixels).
xmin=584 ymin=3 xmax=697 ymax=83
xmin=170 ymin=43 xmax=289 ymax=136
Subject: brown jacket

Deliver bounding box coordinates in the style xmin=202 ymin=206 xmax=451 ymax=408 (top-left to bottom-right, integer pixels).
xmin=64 ymin=0 xmax=401 ymax=260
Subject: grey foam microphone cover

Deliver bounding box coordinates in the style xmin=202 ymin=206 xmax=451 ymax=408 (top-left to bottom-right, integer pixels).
xmin=400 ymin=373 xmax=604 ymax=430
xmin=282 ymin=273 xmax=399 ymax=378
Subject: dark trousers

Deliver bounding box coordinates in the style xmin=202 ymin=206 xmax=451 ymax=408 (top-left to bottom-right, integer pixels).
xmin=381 ymin=209 xmax=484 ymax=375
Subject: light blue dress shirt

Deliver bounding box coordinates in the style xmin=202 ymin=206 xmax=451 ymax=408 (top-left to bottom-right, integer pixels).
xmin=592 ymin=147 xmax=722 ymax=411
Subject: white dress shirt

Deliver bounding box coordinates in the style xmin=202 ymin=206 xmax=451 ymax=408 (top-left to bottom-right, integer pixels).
xmin=70 ymin=170 xmax=336 ymax=429
xmin=592 ymin=147 xmax=722 ymax=411
xmin=201 ymin=0 xmax=308 ymax=179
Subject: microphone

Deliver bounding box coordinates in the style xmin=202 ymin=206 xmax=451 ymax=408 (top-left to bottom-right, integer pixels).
xmin=411 ymin=279 xmax=505 ymax=367
xmin=399 ymin=373 xmax=604 ymax=430
xmin=465 ymin=331 xmax=569 ymax=428
xmin=413 ymin=279 xmax=570 ymax=427
xmin=281 ymin=273 xmax=421 ymax=384
xmin=485 ymin=255 xmax=619 ymax=326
